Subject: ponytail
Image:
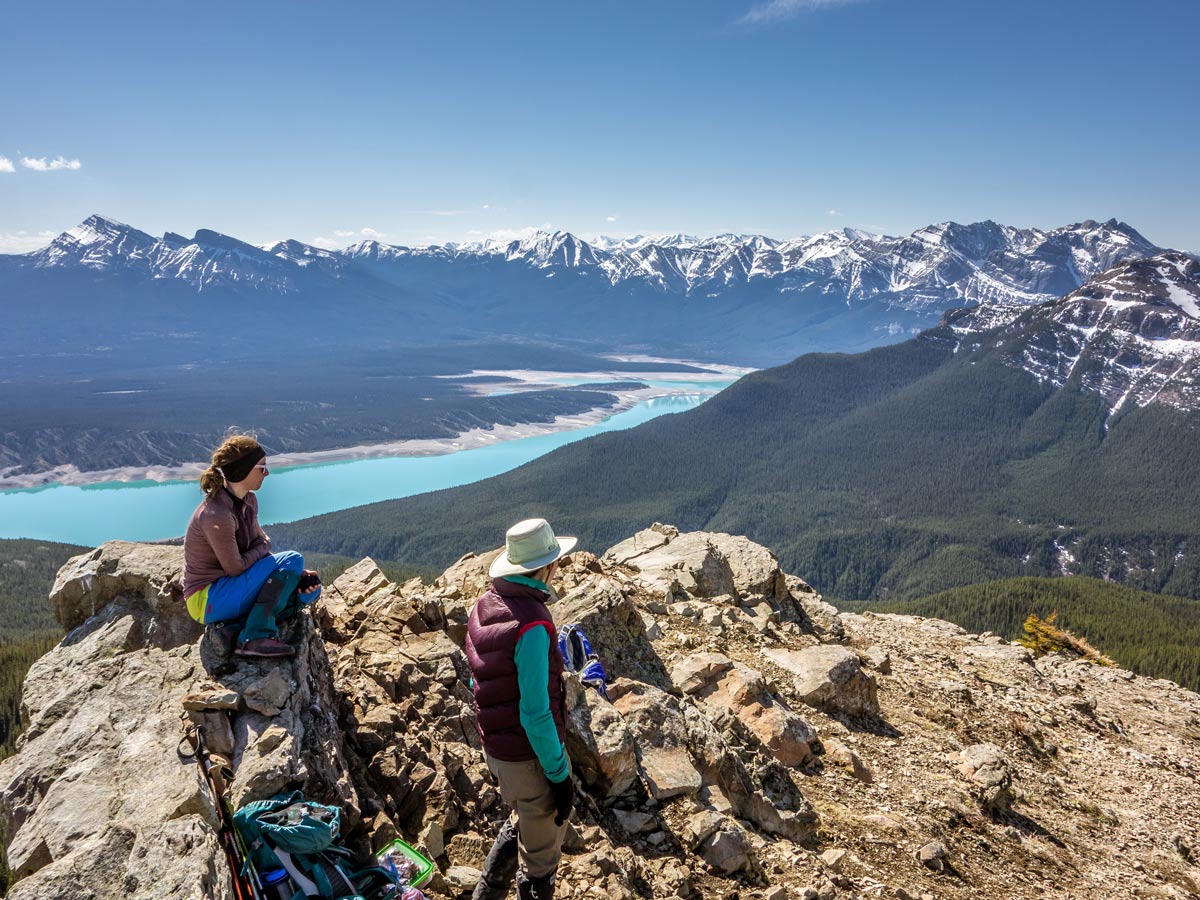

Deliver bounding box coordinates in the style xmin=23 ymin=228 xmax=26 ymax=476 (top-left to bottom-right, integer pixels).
xmin=199 ymin=465 xmax=226 ymax=499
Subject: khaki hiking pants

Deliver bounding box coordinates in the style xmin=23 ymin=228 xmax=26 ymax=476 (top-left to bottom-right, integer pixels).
xmin=485 ymin=752 xmax=569 ymax=879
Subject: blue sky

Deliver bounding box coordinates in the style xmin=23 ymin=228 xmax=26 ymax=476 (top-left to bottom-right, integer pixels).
xmin=2 ymin=0 xmax=1197 ymax=252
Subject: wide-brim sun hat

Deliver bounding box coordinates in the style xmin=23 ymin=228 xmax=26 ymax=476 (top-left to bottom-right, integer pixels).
xmin=489 ymin=518 xmax=578 ymax=578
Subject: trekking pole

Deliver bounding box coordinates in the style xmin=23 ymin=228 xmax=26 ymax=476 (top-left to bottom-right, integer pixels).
xmin=179 ymin=719 xmax=260 ymax=900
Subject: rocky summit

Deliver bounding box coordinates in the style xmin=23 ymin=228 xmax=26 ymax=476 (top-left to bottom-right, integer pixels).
xmin=2 ymin=526 xmax=1199 ymax=899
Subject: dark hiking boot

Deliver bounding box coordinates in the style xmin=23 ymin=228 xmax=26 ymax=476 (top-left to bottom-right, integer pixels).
xmin=516 ymin=870 xmax=555 ymax=900
xmin=235 ymin=637 xmax=296 ymax=658
xmin=205 ymin=622 xmax=240 ymax=658
xmin=472 ymin=819 xmax=518 ymax=900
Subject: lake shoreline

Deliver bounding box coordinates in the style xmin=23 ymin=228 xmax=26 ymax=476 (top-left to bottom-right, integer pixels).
xmin=0 ymin=363 xmax=748 ymax=492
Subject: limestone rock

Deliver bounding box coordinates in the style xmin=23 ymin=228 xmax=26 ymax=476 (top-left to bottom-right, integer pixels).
xmin=704 ymin=663 xmax=767 ymax=708
xmin=823 ymin=738 xmax=872 ymax=783
xmin=819 ymin=848 xmax=847 ymax=871
xmin=697 ymin=817 xmax=755 ymax=875
xmin=8 ymin=526 xmax=1200 ymax=900
xmin=430 ymin=551 xmax=497 ymax=646
xmin=784 ymin=575 xmax=844 ymax=639
xmin=765 ymin=645 xmax=879 ymax=717
xmin=603 ymin=529 xmax=736 ymax=598
xmin=564 ymin=683 xmax=639 ymax=799
xmin=612 ymin=683 xmax=702 ymax=800
xmin=862 ymin=646 xmax=891 ymax=675
xmin=613 ymin=809 xmax=656 ymax=835
xmin=681 ymin=703 xmax=816 ymax=842
xmin=444 ymin=864 xmax=482 ymax=894
xmin=555 ymin=576 xmax=670 ymax=688
xmin=953 ymin=743 xmax=1014 ymax=814
xmin=241 ymin=667 xmax=293 ymax=717
xmin=181 ymin=687 xmax=241 ymax=712
xmin=916 ymin=840 xmax=948 ymax=873
xmin=1 ymin=543 xmax=355 ymax=899
xmin=604 ymin=525 xmax=675 ymax=565
xmin=49 ymin=542 xmax=190 ymax=637
xmin=704 ymin=532 xmax=788 ymax=602
xmin=672 ymin=651 xmax=735 ymax=695
xmin=734 ymin=698 xmax=818 ymax=768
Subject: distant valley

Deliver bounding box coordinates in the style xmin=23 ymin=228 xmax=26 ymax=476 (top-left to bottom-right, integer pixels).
xmin=0 ymin=214 xmax=1172 ymax=481
xmin=271 ymin=252 xmax=1200 ymax=604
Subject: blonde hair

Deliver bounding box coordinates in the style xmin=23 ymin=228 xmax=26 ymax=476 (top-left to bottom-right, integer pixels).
xmin=200 ymin=434 xmax=263 ymax=498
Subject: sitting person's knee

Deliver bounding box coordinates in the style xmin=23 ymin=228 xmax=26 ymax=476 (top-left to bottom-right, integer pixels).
xmin=276 ymin=550 xmax=305 ymax=572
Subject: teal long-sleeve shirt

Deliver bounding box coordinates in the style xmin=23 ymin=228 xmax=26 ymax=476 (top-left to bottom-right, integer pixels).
xmin=514 ymin=623 xmax=570 ymax=783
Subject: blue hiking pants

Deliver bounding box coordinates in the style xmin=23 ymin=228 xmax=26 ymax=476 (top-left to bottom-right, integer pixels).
xmin=198 ymin=551 xmax=321 ymax=643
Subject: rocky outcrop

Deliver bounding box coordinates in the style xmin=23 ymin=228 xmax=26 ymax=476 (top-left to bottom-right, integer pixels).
xmin=3 ymin=528 xmax=1200 ymax=900
xmin=0 ymin=545 xmax=354 ymax=900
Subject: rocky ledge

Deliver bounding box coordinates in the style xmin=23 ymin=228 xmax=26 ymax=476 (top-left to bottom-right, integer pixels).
xmin=1 ymin=525 xmax=1198 ymax=899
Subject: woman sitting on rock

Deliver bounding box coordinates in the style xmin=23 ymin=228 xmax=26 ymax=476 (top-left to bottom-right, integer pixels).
xmin=181 ymin=435 xmax=320 ymax=658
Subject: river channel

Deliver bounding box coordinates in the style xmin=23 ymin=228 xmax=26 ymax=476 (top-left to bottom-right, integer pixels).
xmin=0 ymin=388 xmax=731 ymax=546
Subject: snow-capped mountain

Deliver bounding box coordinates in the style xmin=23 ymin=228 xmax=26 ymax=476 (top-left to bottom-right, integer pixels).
xmin=25 ymin=214 xmax=323 ymax=292
xmin=4 ymin=213 xmax=1183 ymax=367
xmin=945 ymin=252 xmax=1200 ymax=416
xmin=13 ymin=215 xmax=1164 ymax=309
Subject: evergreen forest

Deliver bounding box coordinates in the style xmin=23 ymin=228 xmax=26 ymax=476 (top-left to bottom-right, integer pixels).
xmin=270 ymin=324 xmax=1200 ymax=605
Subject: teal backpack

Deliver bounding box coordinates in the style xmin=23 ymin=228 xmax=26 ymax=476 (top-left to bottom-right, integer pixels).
xmin=233 ymin=792 xmax=402 ymax=900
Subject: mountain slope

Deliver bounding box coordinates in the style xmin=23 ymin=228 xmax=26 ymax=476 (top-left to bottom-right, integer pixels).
xmin=271 ymin=253 xmax=1200 ymax=600
xmin=842 ymin=576 xmax=1200 ymax=690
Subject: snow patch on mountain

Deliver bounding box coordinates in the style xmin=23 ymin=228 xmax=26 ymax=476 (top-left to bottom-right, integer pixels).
xmin=947 ymin=252 xmax=1200 ymax=418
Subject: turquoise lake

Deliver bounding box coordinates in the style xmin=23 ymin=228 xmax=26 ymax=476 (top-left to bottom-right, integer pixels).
xmin=0 ymin=389 xmax=729 ymax=546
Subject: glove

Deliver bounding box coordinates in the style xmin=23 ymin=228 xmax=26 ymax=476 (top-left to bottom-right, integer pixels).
xmin=549 ymin=775 xmax=574 ymax=826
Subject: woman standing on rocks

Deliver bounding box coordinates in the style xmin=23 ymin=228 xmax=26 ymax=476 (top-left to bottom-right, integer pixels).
xmin=465 ymin=518 xmax=577 ymax=900
xmin=181 ymin=435 xmax=320 ymax=658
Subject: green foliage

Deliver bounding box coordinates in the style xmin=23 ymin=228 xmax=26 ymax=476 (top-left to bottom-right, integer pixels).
xmin=1016 ymin=612 xmax=1114 ymax=665
xmin=271 ymin=327 xmax=1200 ymax=607
xmin=0 ymin=540 xmax=82 ymax=771
xmin=844 ymin=576 xmax=1200 ymax=690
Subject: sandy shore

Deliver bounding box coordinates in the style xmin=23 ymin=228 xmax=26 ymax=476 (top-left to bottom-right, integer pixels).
xmin=0 ymin=362 xmax=751 ymax=491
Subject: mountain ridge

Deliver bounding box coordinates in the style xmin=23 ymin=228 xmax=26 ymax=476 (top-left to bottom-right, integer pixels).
xmin=10 ymin=214 xmax=1167 ymax=307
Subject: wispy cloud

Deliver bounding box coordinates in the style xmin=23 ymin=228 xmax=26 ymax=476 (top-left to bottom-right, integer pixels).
xmin=20 ymin=155 xmax=82 ymax=172
xmin=0 ymin=157 xmax=14 ymax=174
xmin=739 ymin=0 xmax=866 ymax=25
xmin=308 ymin=226 xmax=390 ymax=250
xmin=0 ymin=230 xmax=57 ymax=253
xmin=606 ymin=215 xmax=619 ymax=223
xmin=827 ymin=209 xmax=843 ymax=217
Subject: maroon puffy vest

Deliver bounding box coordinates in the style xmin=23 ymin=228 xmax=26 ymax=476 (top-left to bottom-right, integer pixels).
xmin=464 ymin=578 xmax=566 ymax=761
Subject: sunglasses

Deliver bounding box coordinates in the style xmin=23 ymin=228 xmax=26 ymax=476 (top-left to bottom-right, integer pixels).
xmin=253 ymin=464 xmax=269 ymax=474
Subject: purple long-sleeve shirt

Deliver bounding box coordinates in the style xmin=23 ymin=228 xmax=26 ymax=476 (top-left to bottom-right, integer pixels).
xmin=181 ymin=488 xmax=271 ymax=597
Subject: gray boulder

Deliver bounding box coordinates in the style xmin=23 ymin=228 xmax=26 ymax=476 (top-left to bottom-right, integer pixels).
xmin=953 ymin=743 xmax=1014 ymax=814
xmin=603 ymin=527 xmax=787 ymax=604
xmin=764 ymin=645 xmax=879 ymax=717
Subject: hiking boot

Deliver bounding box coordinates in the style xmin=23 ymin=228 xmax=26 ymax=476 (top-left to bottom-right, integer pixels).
xmin=205 ymin=622 xmax=240 ymax=658
xmin=472 ymin=819 xmax=518 ymax=900
xmin=235 ymin=637 xmax=296 ymax=658
xmin=516 ymin=870 xmax=555 ymax=900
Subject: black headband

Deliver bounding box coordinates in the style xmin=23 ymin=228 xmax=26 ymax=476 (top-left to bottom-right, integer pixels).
xmin=220 ymin=446 xmax=266 ymax=484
